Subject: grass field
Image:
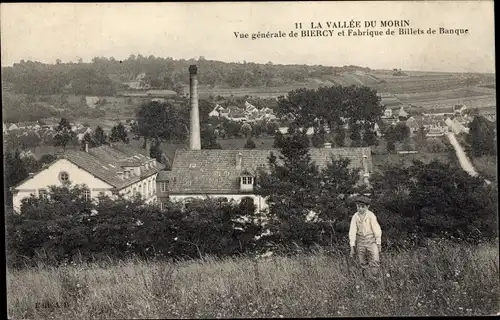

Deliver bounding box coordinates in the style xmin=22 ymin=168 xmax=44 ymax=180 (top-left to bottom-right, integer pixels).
xmin=7 ymin=241 xmax=499 ymax=318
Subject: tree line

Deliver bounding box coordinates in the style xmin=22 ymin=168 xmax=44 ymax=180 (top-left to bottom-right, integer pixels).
xmin=2 ymin=56 xmax=372 ymax=96
xmin=6 ymin=131 xmax=497 ymax=269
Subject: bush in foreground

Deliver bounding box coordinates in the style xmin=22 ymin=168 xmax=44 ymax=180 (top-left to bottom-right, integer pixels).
xmin=6 ymin=240 xmax=499 ymax=318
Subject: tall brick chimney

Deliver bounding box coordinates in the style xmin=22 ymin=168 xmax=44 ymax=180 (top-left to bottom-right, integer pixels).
xmin=189 ymin=65 xmax=201 ymax=150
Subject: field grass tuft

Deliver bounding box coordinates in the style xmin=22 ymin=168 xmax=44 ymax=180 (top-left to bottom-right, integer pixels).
xmin=7 ymin=240 xmax=499 ymax=318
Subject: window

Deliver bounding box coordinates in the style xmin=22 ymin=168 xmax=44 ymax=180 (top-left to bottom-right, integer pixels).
xmin=242 ymin=176 xmax=253 ymax=185
xmin=83 ymin=189 xmax=91 ymax=201
xmin=153 ymin=178 xmax=156 ymax=194
xmin=59 ymin=171 xmax=69 ymax=183
xmin=38 ymin=189 xmax=47 ymax=197
xmin=149 ymin=180 xmax=152 ymax=196
xmin=160 ymin=182 xmax=168 ymax=192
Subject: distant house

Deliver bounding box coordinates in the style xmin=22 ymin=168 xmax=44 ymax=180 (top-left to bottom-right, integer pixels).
xmin=209 ymin=106 xmax=220 ymax=117
xmin=146 ymin=90 xmax=177 ymax=97
xmin=19 ymin=150 xmax=36 ymax=159
xmin=445 ymin=118 xmax=469 ymax=135
xmin=151 ymin=98 xmax=166 ymax=103
xmin=75 ymin=127 xmax=93 ymax=141
xmin=406 ymin=118 xmax=420 ymax=135
xmin=425 ymin=120 xmax=448 ymax=137
xmin=86 ymin=96 xmax=100 ymax=108
xmin=228 ymin=110 xmax=247 ymax=122
xmin=245 ymin=101 xmax=258 ymax=113
xmin=382 ymin=109 xmax=393 ymax=119
xmin=398 ymin=107 xmax=409 ymax=121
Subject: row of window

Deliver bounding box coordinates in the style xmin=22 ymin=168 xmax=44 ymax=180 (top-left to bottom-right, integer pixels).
xmin=37 ymin=188 xmax=101 ymax=200
xmin=130 ymin=178 xmax=156 ymax=198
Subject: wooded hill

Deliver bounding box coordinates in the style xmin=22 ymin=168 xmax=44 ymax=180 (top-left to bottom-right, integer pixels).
xmin=1 ymin=56 xmax=372 ymax=96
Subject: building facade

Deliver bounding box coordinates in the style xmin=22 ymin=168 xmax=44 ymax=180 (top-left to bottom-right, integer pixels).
xmin=11 ymin=144 xmax=165 ymax=212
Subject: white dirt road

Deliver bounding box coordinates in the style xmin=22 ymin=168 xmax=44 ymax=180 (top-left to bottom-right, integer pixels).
xmin=445 ymin=132 xmax=479 ymax=177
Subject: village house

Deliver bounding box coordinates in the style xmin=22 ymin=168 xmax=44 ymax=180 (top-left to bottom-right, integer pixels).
xmin=75 ymin=127 xmax=94 ymax=141
xmin=423 ymin=104 xmax=468 ymax=117
xmin=11 ymin=143 xmax=165 ymax=213
xmin=398 ymin=106 xmax=410 ymax=121
xmin=381 ymin=108 xmax=394 ymax=119
xmin=445 ymin=118 xmax=470 ymax=135
xmin=406 ymin=117 xmax=420 ymax=135
xmin=425 ymin=120 xmax=449 ymax=138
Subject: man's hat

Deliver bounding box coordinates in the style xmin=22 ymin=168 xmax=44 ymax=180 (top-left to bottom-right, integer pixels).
xmin=354 ymin=195 xmax=371 ymax=205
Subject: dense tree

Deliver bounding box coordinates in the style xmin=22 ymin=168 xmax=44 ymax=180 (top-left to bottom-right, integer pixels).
xmin=81 ymin=132 xmax=97 ymax=150
xmin=244 ymin=137 xmax=256 ymax=149
xmin=362 ymin=123 xmax=378 ymax=146
xmin=466 ymin=116 xmax=496 ymax=156
xmin=333 ymin=126 xmax=346 ymax=147
xmin=265 ymin=121 xmax=280 ymax=135
xmin=149 ymin=140 xmax=164 ymax=163
xmin=53 ymin=118 xmax=76 ymax=150
xmin=251 ymin=123 xmax=263 ymax=137
xmin=256 ymin=131 xmax=320 ymax=221
xmin=370 ymin=160 xmax=498 ymax=239
xmin=240 ymin=123 xmax=252 ymax=138
xmin=384 ymin=122 xmax=410 ymax=152
xmin=135 ymin=101 xmax=187 ymax=144
xmin=201 ymin=126 xmax=222 ymax=149
xmin=109 ymin=122 xmax=129 ymax=143
xmin=349 ymin=122 xmax=362 ymax=147
xmin=276 ymin=85 xmax=384 ymax=134
xmin=311 ymin=127 xmax=326 ymax=148
xmin=94 ymin=126 xmax=108 ymax=146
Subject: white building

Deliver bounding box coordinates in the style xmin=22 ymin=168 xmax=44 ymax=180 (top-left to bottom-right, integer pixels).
xmin=11 ymin=144 xmax=165 ymax=212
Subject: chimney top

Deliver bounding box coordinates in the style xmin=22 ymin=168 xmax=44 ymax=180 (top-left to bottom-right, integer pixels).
xmin=189 ymin=65 xmax=198 ymax=75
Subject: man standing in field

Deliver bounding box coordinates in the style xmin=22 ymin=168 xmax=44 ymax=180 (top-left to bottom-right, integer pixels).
xmin=349 ymin=195 xmax=382 ymax=279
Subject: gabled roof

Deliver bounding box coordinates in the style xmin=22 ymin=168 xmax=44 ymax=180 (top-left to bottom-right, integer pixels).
xmin=164 ymin=148 xmax=372 ymax=194
xmin=14 ymin=144 xmax=165 ymax=190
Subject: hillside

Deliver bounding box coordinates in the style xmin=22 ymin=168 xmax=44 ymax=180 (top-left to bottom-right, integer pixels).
xmin=2 ymin=57 xmax=495 ymax=124
xmin=3 ymin=57 xmax=494 ymax=97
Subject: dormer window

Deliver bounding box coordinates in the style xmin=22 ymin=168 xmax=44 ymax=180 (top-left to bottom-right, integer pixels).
xmin=240 ymin=174 xmax=254 ymax=193
xmin=241 ymin=176 xmax=253 ymax=185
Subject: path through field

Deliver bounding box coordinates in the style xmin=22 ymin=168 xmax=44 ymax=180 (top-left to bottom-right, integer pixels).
xmin=445 ymin=132 xmax=480 ymax=177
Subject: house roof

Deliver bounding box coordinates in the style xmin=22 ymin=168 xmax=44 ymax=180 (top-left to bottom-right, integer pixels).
xmin=14 ymin=144 xmax=165 ymax=190
xmin=163 ymin=147 xmax=372 ymax=194
xmin=64 ymin=145 xmax=165 ymax=189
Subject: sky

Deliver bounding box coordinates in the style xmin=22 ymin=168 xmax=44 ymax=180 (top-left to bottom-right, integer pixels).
xmin=1 ymin=1 xmax=495 ymax=73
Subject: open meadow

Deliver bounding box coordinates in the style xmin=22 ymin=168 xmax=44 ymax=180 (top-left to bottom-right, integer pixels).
xmin=7 ymin=240 xmax=499 ymax=319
